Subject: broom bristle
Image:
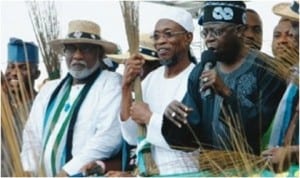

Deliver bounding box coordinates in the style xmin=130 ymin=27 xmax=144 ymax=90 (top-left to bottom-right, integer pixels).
xmin=27 ymin=1 xmax=60 ymax=80
xmin=1 ymin=69 xmax=34 ymax=176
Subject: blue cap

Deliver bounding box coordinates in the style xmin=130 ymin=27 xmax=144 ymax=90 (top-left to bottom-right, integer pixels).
xmin=7 ymin=37 xmax=39 ymax=63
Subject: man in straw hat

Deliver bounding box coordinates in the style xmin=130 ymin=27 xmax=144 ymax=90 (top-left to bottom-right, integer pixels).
xmin=21 ymin=20 xmax=122 ymax=176
xmin=162 ymin=1 xmax=285 ymax=156
xmin=119 ymin=8 xmax=199 ymax=176
xmin=271 ymin=0 xmax=299 ymax=58
xmin=261 ymin=0 xmax=299 ymax=172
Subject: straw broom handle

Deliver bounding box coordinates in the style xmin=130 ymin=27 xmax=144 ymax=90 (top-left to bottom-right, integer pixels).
xmin=1 ymin=88 xmax=26 ymax=176
xmin=119 ymin=2 xmax=157 ymax=176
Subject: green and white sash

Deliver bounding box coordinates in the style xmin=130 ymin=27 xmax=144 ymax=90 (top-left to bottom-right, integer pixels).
xmin=41 ymin=69 xmax=101 ymax=176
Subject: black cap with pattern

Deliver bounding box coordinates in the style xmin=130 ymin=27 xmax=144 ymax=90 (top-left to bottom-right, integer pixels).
xmin=198 ymin=1 xmax=246 ymax=25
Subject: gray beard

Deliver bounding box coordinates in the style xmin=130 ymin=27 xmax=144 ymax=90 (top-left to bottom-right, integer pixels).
xmin=69 ymin=60 xmax=100 ymax=79
xmin=159 ymin=58 xmax=177 ymax=67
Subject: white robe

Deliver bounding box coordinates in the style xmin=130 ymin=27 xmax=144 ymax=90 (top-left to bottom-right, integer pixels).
xmin=21 ymin=70 xmax=123 ymax=176
xmin=121 ymin=64 xmax=200 ymax=175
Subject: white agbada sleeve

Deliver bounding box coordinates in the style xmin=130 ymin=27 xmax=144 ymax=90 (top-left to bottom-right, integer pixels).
xmin=21 ymin=80 xmax=60 ymax=173
xmin=146 ymin=112 xmax=171 ymax=148
xmin=119 ymin=67 xmax=170 ymax=148
xmin=119 ymin=112 xmax=170 ymax=148
xmin=120 ymin=117 xmax=139 ymax=145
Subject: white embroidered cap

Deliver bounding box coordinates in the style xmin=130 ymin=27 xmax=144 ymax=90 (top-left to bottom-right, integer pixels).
xmin=159 ymin=8 xmax=194 ymax=32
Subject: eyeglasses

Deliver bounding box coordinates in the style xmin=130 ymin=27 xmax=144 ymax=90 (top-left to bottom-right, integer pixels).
xmin=64 ymin=44 xmax=98 ymax=54
xmin=200 ymin=25 xmax=235 ymax=38
xmin=150 ymin=31 xmax=187 ymax=41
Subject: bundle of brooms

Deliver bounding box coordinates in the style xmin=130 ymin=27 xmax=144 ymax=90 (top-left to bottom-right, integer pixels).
xmin=1 ymin=69 xmax=33 ymax=177
xmin=165 ymin=107 xmax=270 ymax=177
xmin=259 ymin=46 xmax=299 ymax=85
xmin=1 ymin=2 xmax=60 ymax=176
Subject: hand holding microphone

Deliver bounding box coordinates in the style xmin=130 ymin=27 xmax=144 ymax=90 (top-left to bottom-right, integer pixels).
xmin=199 ymin=50 xmax=217 ymax=98
xmin=199 ymin=50 xmax=232 ymax=98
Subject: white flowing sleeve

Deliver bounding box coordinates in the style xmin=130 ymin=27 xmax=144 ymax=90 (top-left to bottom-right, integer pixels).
xmin=21 ymin=81 xmax=58 ymax=174
xmin=120 ymin=117 xmax=139 ymax=145
xmin=146 ymin=112 xmax=171 ymax=149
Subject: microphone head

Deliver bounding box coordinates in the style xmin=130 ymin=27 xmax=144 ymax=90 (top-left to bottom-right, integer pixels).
xmin=200 ymin=50 xmax=217 ymax=66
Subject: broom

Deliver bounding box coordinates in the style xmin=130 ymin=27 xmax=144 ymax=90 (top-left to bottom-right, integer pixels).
xmin=1 ymin=70 xmax=33 ymax=177
xmin=119 ymin=1 xmax=158 ymax=176
xmin=27 ymin=0 xmax=60 ymax=80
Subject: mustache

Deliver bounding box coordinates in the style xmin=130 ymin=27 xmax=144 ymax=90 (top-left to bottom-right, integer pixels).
xmin=71 ymin=60 xmax=87 ymax=67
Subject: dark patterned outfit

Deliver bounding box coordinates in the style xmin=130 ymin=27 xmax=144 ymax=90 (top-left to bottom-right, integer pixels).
xmin=162 ymin=50 xmax=286 ymax=155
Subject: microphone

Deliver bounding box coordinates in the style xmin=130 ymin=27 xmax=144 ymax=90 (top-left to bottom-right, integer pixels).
xmin=199 ymin=50 xmax=217 ymax=98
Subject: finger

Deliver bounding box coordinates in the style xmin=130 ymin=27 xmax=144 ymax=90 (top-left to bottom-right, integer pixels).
xmin=176 ymin=102 xmax=193 ymax=113
xmin=166 ymin=114 xmax=182 ymax=128
xmin=202 ymin=77 xmax=209 ymax=83
xmin=169 ymin=102 xmax=188 ymax=124
xmin=164 ymin=106 xmax=173 ymax=119
xmin=169 ymin=102 xmax=185 ymax=118
xmin=164 ymin=106 xmax=182 ymax=128
xmin=174 ymin=101 xmax=190 ymax=116
xmin=200 ymin=79 xmax=214 ymax=92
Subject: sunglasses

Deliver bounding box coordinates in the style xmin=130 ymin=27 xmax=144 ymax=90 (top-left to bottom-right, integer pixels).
xmin=64 ymin=44 xmax=98 ymax=54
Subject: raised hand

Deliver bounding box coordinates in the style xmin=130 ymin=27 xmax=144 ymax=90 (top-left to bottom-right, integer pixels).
xmin=122 ymin=54 xmax=145 ymax=88
xmin=163 ymin=100 xmax=193 ymax=128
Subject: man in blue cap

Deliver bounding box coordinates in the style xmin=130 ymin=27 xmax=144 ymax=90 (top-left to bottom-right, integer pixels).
xmin=2 ymin=38 xmax=40 ymax=177
xmin=162 ymin=1 xmax=286 ymax=155
xmin=4 ymin=37 xmax=40 ymax=101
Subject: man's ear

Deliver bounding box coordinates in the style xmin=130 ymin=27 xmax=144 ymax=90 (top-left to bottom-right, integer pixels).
xmin=186 ymin=32 xmax=193 ymax=44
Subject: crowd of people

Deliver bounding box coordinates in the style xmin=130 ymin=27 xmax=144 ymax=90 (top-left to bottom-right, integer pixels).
xmin=1 ymin=0 xmax=299 ymax=177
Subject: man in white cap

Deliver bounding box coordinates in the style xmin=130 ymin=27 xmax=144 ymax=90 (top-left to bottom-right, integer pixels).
xmin=120 ymin=8 xmax=199 ymax=176
xmin=21 ymin=20 xmax=122 ymax=176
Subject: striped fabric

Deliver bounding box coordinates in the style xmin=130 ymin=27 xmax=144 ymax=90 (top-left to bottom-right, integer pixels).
xmin=41 ymin=76 xmax=74 ymax=176
xmin=268 ymin=82 xmax=298 ymax=147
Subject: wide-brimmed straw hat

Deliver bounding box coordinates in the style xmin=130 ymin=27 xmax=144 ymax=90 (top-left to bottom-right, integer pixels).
xmin=49 ymin=20 xmax=118 ymax=54
xmin=273 ymin=0 xmax=299 ymax=21
xmin=106 ymin=33 xmax=158 ymax=64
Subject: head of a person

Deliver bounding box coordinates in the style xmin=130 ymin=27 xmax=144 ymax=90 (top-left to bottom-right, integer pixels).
xmin=243 ymin=9 xmax=263 ymax=50
xmin=49 ymin=20 xmax=118 ymax=81
xmin=272 ymin=18 xmax=299 ymax=57
xmin=198 ymin=1 xmax=247 ymax=64
xmin=152 ymin=8 xmax=194 ymax=67
xmin=272 ymin=0 xmax=299 ymax=57
xmin=5 ymin=37 xmax=40 ymax=94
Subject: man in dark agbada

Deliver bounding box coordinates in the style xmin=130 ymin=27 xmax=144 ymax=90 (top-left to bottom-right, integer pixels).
xmin=162 ymin=1 xmax=286 ymax=155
